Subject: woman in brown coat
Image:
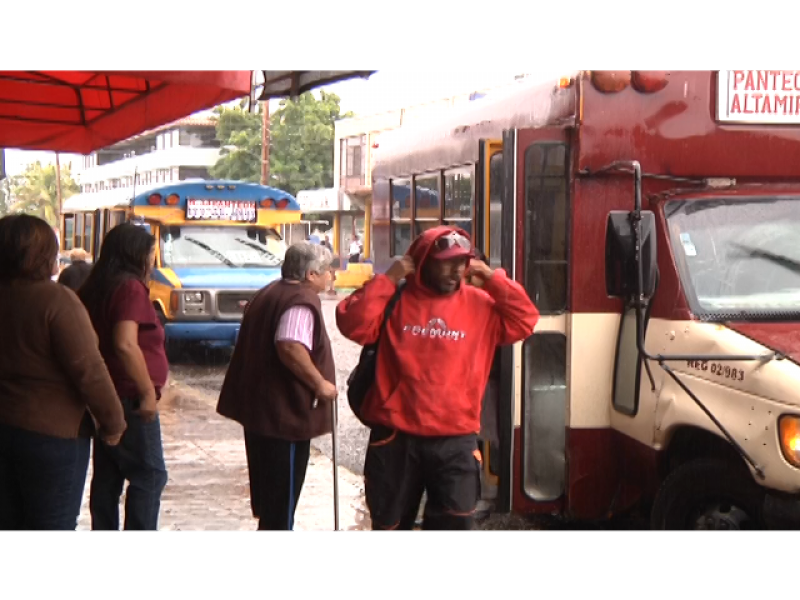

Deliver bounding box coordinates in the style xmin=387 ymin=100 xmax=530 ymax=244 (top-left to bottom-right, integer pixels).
xmin=0 ymin=215 xmax=126 ymax=531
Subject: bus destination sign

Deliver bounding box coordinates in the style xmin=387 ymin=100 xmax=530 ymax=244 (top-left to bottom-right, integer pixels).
xmin=717 ymin=70 xmax=800 ymax=124
xmin=186 ymin=199 xmax=257 ymax=222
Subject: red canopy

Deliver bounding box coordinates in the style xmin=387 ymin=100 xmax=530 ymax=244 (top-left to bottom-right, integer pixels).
xmin=0 ymin=71 xmax=253 ymax=153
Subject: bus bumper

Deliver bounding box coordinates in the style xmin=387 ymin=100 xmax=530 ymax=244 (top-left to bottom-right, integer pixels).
xmin=763 ymin=492 xmax=800 ymax=529
xmin=164 ymin=322 xmax=241 ymax=347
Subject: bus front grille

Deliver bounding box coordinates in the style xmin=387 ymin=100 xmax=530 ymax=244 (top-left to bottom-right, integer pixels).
xmin=217 ymin=291 xmax=257 ymax=317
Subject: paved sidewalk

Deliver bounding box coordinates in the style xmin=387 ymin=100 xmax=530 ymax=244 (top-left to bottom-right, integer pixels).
xmin=77 ymin=382 xmax=371 ymax=531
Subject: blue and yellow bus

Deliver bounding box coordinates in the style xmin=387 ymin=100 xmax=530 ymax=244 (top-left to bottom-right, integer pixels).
xmin=61 ymin=180 xmax=301 ymax=355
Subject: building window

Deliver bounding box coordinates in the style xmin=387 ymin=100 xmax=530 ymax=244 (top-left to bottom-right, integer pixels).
xmin=342 ymin=135 xmax=366 ymax=186
xmin=178 ymin=166 xmax=210 ymax=180
xmin=179 ymin=126 xmax=220 ymax=148
xmin=524 ymin=142 xmax=569 ymax=314
xmin=413 ymin=173 xmax=440 ymax=237
xmin=348 ymin=145 xmax=362 ymax=177
xmin=339 ymin=139 xmax=347 ymax=184
xmin=390 ymin=178 xmax=411 ymax=256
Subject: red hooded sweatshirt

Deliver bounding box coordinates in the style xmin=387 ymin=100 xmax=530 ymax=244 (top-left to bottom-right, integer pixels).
xmin=336 ymin=226 xmax=539 ymax=437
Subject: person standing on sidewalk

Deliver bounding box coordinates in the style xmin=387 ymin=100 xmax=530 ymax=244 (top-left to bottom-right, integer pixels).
xmin=79 ymin=223 xmax=169 ymax=531
xmin=336 ymin=226 xmax=539 ymax=530
xmin=217 ymin=241 xmax=338 ymax=531
xmin=0 ymin=215 xmax=126 ymax=530
xmin=57 ymin=247 xmax=92 ymax=291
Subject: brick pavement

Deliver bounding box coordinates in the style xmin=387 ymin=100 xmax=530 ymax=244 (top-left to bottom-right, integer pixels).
xmin=77 ymin=381 xmax=371 ymax=531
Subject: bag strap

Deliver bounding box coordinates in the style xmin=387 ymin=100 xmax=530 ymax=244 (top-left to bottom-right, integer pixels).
xmin=377 ymin=280 xmax=406 ymax=343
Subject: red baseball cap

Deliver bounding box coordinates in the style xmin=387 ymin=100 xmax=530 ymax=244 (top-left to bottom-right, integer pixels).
xmin=430 ymin=231 xmax=473 ymax=260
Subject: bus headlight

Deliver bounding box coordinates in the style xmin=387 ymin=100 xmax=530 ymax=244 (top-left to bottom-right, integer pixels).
xmin=170 ymin=290 xmax=209 ymax=316
xmin=183 ymin=292 xmax=205 ymax=304
xmin=778 ymin=415 xmax=800 ymax=469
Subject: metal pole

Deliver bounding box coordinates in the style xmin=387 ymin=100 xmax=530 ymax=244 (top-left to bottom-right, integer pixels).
xmin=330 ymin=397 xmax=340 ymax=531
xmin=261 ymin=101 xmax=270 ymax=186
xmin=55 ymin=152 xmax=63 ymax=221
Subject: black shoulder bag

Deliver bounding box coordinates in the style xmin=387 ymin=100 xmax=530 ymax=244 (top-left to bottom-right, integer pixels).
xmin=346 ymin=281 xmax=405 ymax=427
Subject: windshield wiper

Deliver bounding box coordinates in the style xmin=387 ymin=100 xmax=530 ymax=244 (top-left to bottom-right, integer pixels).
xmin=234 ymin=238 xmax=282 ymax=267
xmin=183 ymin=237 xmax=237 ymax=268
xmin=730 ymin=243 xmax=800 ymax=276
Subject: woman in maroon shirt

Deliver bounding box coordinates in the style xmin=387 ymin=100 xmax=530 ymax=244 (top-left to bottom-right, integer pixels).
xmin=79 ymin=223 xmax=169 ymax=530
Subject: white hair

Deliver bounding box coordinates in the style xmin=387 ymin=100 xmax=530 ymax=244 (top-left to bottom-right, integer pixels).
xmin=281 ymin=241 xmax=333 ymax=281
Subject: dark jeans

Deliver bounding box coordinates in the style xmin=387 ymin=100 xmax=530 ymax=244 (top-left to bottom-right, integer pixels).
xmin=364 ymin=428 xmax=481 ymax=530
xmin=0 ymin=422 xmax=90 ymax=530
xmin=243 ymin=430 xmax=311 ymax=531
xmin=90 ymin=397 xmax=168 ymax=530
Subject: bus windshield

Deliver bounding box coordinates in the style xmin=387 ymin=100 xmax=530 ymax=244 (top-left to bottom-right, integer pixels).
xmin=161 ymin=226 xmax=284 ymax=269
xmin=666 ymin=196 xmax=800 ymax=317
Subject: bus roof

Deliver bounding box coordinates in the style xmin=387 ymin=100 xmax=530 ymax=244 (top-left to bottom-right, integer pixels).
xmin=63 ymin=180 xmax=300 ymax=212
xmin=372 ymin=73 xmax=579 ymax=180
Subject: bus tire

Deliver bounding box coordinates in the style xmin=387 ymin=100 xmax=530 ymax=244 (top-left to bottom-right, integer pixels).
xmin=650 ymin=457 xmax=765 ymax=530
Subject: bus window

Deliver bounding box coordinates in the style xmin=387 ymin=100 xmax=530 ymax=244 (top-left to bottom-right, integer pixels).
xmin=523 ymin=332 xmax=567 ymax=500
xmin=390 ymin=178 xmax=412 ymax=256
xmin=444 ymin=167 xmax=473 ymax=236
xmin=83 ymin=213 xmax=94 ymax=253
xmin=75 ymin=214 xmax=84 ymax=251
xmin=109 ymin=210 xmax=126 ymax=230
xmin=524 ymin=143 xmax=568 ymax=313
xmin=488 ymin=152 xmax=503 ymax=268
xmin=414 ymin=172 xmax=441 ymax=236
xmin=63 ymin=216 xmax=75 ymax=251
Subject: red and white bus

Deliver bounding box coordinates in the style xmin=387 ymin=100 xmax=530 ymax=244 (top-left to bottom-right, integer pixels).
xmin=370 ymin=71 xmax=800 ymax=529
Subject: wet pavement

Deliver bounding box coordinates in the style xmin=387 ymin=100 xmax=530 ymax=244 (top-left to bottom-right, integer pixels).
xmin=166 ymin=293 xmax=371 ymax=477
xmin=77 ymin=379 xmax=371 ymax=531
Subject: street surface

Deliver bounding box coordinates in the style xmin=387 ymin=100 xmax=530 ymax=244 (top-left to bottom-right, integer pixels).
xmin=77 ymin=293 xmax=644 ymax=531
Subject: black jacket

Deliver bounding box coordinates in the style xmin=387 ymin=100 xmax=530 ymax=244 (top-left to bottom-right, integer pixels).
xmin=57 ymin=260 xmax=92 ymax=292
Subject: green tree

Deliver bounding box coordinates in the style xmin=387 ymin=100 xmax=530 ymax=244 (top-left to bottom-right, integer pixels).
xmin=209 ymin=103 xmax=263 ymax=183
xmin=11 ymin=161 xmax=78 ymax=226
xmin=0 ymin=178 xmax=12 ymax=217
xmin=210 ymin=91 xmax=353 ymax=196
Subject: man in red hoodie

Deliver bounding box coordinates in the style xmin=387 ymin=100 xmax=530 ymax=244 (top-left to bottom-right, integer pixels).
xmin=336 ymin=226 xmax=539 ymax=530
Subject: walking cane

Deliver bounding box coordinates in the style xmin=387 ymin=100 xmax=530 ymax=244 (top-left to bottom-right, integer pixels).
xmin=330 ymin=396 xmax=340 ymax=531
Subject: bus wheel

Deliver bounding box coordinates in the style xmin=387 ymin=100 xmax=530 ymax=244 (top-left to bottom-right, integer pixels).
xmin=650 ymin=458 xmax=766 ymax=530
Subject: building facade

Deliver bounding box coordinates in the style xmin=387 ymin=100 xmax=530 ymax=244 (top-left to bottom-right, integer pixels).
xmin=71 ymin=116 xmax=220 ymax=203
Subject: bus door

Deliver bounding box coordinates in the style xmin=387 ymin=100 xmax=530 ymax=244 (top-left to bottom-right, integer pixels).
xmin=499 ymin=126 xmax=573 ymax=516
xmin=476 ymin=139 xmax=505 ymax=491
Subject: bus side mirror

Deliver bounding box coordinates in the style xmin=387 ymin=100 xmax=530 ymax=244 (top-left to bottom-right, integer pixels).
xmin=605 ymin=211 xmax=658 ymax=299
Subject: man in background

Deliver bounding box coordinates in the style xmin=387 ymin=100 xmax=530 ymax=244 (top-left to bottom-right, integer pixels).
xmin=57 ymin=248 xmax=92 ymax=291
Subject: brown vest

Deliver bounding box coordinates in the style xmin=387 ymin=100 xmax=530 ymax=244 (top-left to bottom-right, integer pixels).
xmin=216 ymin=279 xmax=336 ymax=441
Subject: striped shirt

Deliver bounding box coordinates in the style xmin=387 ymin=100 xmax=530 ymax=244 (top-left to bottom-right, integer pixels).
xmin=275 ymin=306 xmax=315 ymax=352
